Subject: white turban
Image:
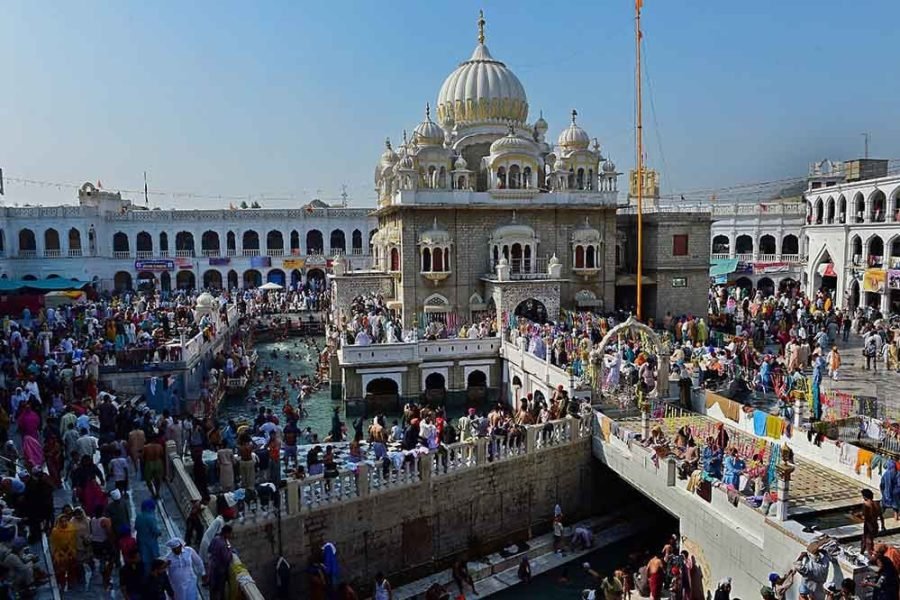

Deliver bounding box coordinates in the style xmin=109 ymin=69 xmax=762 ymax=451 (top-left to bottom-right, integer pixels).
xmin=166 ymin=538 xmax=184 ymax=549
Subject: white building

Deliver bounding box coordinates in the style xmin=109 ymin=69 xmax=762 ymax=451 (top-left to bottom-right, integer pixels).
xmin=708 ymin=201 xmax=806 ymax=295
xmin=0 ymin=182 xmax=375 ymax=291
xmin=802 ymin=158 xmax=900 ymax=313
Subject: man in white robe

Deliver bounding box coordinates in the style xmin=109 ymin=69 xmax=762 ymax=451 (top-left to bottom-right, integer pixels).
xmin=165 ymin=537 xmax=205 ymax=600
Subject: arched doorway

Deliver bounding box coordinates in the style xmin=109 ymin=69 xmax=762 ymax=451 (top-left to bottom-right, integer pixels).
xmin=227 ymin=270 xmax=239 ymax=290
xmin=757 ymin=277 xmax=775 ymax=297
xmin=778 ymin=278 xmax=797 ymax=294
xmin=850 ymin=279 xmax=860 ymax=311
xmin=290 ymin=269 xmax=302 ymax=287
xmin=136 ymin=271 xmax=156 ymax=292
xmin=266 ymin=269 xmax=286 ymax=285
xmin=306 ymin=230 xmax=323 ymax=254
xmin=734 ymin=277 xmax=753 ymax=291
xmin=424 ymin=372 xmax=446 ymax=405
xmin=466 ymin=369 xmax=487 ymax=405
xmin=514 ymin=298 xmax=548 ymax=323
xmin=160 ymin=272 xmax=171 ymax=292
xmin=203 ymin=270 xmax=223 ymax=290
xmin=176 ymin=270 xmax=196 ymax=290
xmin=813 ymin=250 xmax=837 ymax=295
xmin=307 ymin=268 xmax=325 ymax=290
xmin=113 ymin=271 xmax=133 ymax=292
xmin=711 ymin=235 xmax=730 ymax=255
xmin=365 ymin=378 xmax=400 ymax=413
xmin=243 ymin=269 xmax=262 ymax=288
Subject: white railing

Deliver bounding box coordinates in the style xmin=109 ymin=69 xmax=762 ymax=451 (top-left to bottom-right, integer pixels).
xmin=711 ymin=253 xmax=730 ymax=260
xmin=159 ymin=250 xmax=170 ymax=257
xmin=135 ymin=251 xmax=153 ymax=259
xmin=43 ymin=249 xmax=61 ymax=257
xmin=113 ymin=250 xmax=131 ymax=259
xmin=782 ymin=254 xmax=800 ymax=263
xmin=16 ymin=250 xmax=37 ymax=259
xmin=175 ymin=250 xmax=194 ymax=258
xmin=735 ymin=253 xmax=752 ymax=261
xmin=226 ymin=249 xmax=237 ymax=257
xmin=339 ymin=337 xmax=502 ymax=366
xmin=242 ymin=249 xmax=261 ymax=257
xmin=757 ymin=253 xmax=777 ymax=262
xmin=202 ymin=249 xmax=221 ymax=257
xmin=266 ymin=249 xmax=284 ymax=257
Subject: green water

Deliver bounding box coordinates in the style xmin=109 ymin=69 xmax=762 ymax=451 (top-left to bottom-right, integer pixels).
xmin=218 ymin=338 xmax=342 ymax=439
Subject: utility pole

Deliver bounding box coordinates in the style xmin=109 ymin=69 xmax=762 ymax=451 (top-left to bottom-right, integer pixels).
xmin=861 ymin=133 xmax=870 ymax=159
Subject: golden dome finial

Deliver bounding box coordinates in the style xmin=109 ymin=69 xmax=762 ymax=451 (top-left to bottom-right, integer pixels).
xmin=571 ymin=109 xmax=578 ymax=125
xmin=477 ymin=10 xmax=486 ymax=45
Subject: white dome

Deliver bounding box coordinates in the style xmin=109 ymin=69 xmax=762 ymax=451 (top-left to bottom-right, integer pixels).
xmin=454 ymin=154 xmax=468 ymax=170
xmin=490 ymin=127 xmax=537 ymax=156
xmin=534 ymin=111 xmax=548 ymax=134
xmin=380 ymin=139 xmax=398 ymax=167
xmin=572 ymin=218 xmax=602 ymax=243
xmin=436 ymin=13 xmax=528 ymax=128
xmin=413 ymin=104 xmax=445 ymax=146
xmin=492 ymin=223 xmax=536 ymax=241
xmin=557 ymin=110 xmax=590 ymax=151
xmin=602 ymin=158 xmax=617 ymax=173
xmin=196 ymin=292 xmax=215 ymax=308
xmin=420 ymin=219 xmax=452 ymax=245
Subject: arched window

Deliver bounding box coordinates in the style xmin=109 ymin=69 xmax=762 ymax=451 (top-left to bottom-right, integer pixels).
xmin=735 ymin=235 xmax=753 ymax=255
xmin=871 ymin=190 xmax=887 ymax=222
xmin=509 ymin=165 xmax=521 ymax=189
xmin=523 ymin=166 xmax=532 ymax=189
xmin=201 ymin=231 xmax=220 ymax=256
xmin=497 ymin=166 xmax=507 ymax=189
xmin=307 ymin=230 xmax=323 ymax=254
xmin=781 ymin=234 xmax=799 ymax=256
xmin=44 ymin=229 xmax=60 ymax=255
xmin=838 ymin=195 xmax=847 ymax=222
xmin=576 ymin=168 xmax=585 ymax=190
xmin=851 ymin=235 xmax=862 ymax=261
xmin=330 ymin=230 xmax=346 ymax=253
xmin=266 ymin=230 xmax=283 ymax=254
xmin=586 ymin=245 xmax=596 ymax=268
xmin=226 ymin=231 xmax=236 ymax=253
xmin=159 ymin=232 xmax=169 ymax=255
xmin=438 ymin=166 xmax=447 ymax=189
xmin=433 ymin=248 xmax=444 ymax=271
xmin=136 ymin=231 xmax=153 ymax=254
xmin=422 ymin=247 xmax=431 ymax=272
xmin=242 ymin=230 xmax=260 ymax=255
xmin=68 ymin=228 xmax=82 ymax=254
xmin=390 ymin=247 xmax=400 ymax=271
xmin=855 ymin=193 xmax=865 ymax=223
xmin=759 ymin=235 xmax=776 ymax=255
xmin=511 ymin=243 xmax=523 ymax=273
xmin=290 ymin=230 xmax=300 ymax=254
xmin=575 ymin=245 xmax=585 ymax=268
xmin=352 ymin=229 xmax=362 ymax=253
xmin=175 ymin=231 xmax=194 ymax=256
xmin=113 ymin=232 xmax=129 ymax=253
xmin=826 ymin=198 xmax=835 ymax=223
xmin=712 ymin=235 xmax=730 ymax=255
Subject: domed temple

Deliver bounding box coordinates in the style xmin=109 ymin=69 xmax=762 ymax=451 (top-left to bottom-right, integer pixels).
xmin=338 ymin=11 xmax=619 ymax=328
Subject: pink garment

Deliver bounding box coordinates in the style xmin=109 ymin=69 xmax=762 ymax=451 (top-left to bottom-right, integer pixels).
xmin=16 ymin=409 xmax=40 ymax=439
xmin=23 ymin=435 xmax=44 ymax=468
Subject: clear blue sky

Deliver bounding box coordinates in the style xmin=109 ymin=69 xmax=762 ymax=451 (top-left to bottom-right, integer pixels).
xmin=3 ymin=1 xmax=899 ymax=208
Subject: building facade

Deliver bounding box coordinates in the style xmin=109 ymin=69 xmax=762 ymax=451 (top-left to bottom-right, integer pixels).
xmin=803 ymin=158 xmax=900 ymax=313
xmin=333 ymin=14 xmax=620 ymax=332
xmin=0 ymin=183 xmax=375 ymax=291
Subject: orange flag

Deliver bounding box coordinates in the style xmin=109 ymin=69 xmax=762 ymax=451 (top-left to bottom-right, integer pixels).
xmin=636 ymin=0 xmax=643 ymax=10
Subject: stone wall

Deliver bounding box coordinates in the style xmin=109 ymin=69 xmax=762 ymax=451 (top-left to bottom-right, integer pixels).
xmin=383 ymin=206 xmax=617 ymax=327
xmin=230 ymin=424 xmax=594 ymax=597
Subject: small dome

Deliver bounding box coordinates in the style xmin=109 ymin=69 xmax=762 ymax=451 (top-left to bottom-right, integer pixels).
xmin=492 ymin=222 xmax=536 ymax=241
xmin=557 ymin=109 xmax=590 ymax=151
xmin=572 ymin=218 xmax=602 ymax=243
xmin=420 ymin=218 xmax=452 ymax=245
xmin=380 ymin=138 xmax=398 ymax=167
xmin=534 ymin=111 xmax=548 ymax=134
xmin=196 ymin=292 xmax=215 ymax=308
xmin=602 ymin=158 xmax=616 ymax=173
xmin=413 ymin=104 xmax=445 ymax=146
xmin=548 ymin=254 xmax=560 ymax=266
xmin=454 ymin=154 xmax=468 ymax=170
xmin=490 ymin=125 xmax=537 ymax=156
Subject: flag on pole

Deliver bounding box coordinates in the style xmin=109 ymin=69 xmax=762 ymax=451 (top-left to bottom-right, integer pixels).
xmin=636 ymin=0 xmax=643 ymax=10
xmin=143 ymin=171 xmax=149 ymax=205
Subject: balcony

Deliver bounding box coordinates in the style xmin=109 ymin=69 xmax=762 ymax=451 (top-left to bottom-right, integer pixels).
xmin=113 ymin=251 xmax=132 ymax=259
xmin=735 ymin=253 xmax=752 ymax=262
xmin=175 ymin=250 xmax=194 ymax=258
xmin=242 ymin=249 xmax=261 ymax=257
xmin=43 ymin=249 xmax=61 ymax=258
xmin=159 ymin=250 xmax=170 ymax=258
xmin=486 ymin=257 xmax=554 ymax=280
xmin=757 ymin=253 xmax=777 ymax=262
xmin=267 ymin=249 xmax=284 ymax=257
xmin=711 ymin=253 xmax=730 ymax=260
xmin=136 ymin=251 xmax=153 ymax=259
xmin=420 ymin=269 xmax=451 ymax=283
xmin=202 ymin=249 xmax=221 ymax=258
xmin=226 ymin=249 xmax=237 ymax=257
xmin=18 ymin=250 xmax=37 ymax=259
xmin=572 ymin=266 xmax=601 ymax=279
xmin=782 ymin=254 xmax=800 ymax=263
xmin=67 ymin=249 xmax=83 ymax=258
xmin=330 ymin=248 xmax=346 ymax=256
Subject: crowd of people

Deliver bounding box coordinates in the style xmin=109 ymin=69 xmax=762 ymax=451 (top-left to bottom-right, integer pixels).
xmin=240 ymin=283 xmax=329 ymax=317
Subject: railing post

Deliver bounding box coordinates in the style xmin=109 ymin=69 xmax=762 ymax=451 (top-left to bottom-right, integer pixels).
xmin=417 ymin=454 xmax=433 ymax=483
xmin=666 ymin=457 xmax=677 ymax=486
xmin=286 ymin=479 xmax=300 ymax=516
xmin=525 ymin=426 xmax=538 ymax=453
xmin=475 ymin=437 xmax=489 ymax=465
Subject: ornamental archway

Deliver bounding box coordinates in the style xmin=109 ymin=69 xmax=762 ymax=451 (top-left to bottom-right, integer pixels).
xmin=593 ymin=316 xmax=670 ymax=410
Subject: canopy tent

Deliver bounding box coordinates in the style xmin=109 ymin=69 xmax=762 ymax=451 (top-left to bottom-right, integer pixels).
xmin=43 ymin=290 xmax=87 ymax=308
xmin=259 ymin=282 xmax=283 ymax=291
xmin=0 ymin=278 xmax=89 ymax=292
xmin=709 ymin=258 xmax=739 ymax=277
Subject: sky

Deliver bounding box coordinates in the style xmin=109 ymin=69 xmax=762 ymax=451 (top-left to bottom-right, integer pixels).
xmin=3 ymin=0 xmax=900 ymax=208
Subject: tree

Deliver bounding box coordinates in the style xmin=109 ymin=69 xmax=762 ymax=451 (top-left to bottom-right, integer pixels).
xmin=251 ymin=201 xmax=261 ymax=209
xmin=239 ymin=201 xmax=248 ymax=209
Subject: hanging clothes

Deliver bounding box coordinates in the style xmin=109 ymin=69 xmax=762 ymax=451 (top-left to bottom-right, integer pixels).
xmin=856 ymin=449 xmax=875 ymax=477
xmin=765 ymin=415 xmax=782 ymax=440
xmin=753 ymin=411 xmax=768 ymax=437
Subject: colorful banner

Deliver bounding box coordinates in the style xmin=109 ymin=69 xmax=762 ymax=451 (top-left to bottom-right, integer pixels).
xmin=250 ymin=256 xmax=271 ymax=268
xmin=208 ymin=257 xmax=230 ymax=266
xmin=175 ymin=258 xmax=193 ymax=269
xmin=752 ymin=262 xmax=790 ymax=274
xmin=282 ymin=258 xmax=305 ymax=269
xmin=863 ymin=268 xmax=886 ymax=293
xmin=889 ymin=270 xmax=900 ymax=290
xmin=134 ymin=259 xmax=173 ymax=272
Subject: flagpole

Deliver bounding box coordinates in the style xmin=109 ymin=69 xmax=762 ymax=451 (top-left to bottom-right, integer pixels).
xmin=635 ymin=0 xmax=644 ymax=321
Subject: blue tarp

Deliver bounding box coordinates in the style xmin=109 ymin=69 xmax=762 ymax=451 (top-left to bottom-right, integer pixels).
xmin=709 ymin=258 xmax=739 ymax=277
xmin=0 ymin=278 xmax=89 ymax=292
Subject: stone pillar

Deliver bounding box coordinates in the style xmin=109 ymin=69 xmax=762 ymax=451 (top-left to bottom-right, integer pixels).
xmin=666 ymin=457 xmax=677 ymax=486
xmin=357 ymin=463 xmax=370 ymax=497
xmin=655 ymin=354 xmax=669 ymax=399
xmin=775 ymin=460 xmax=795 ymax=522
xmin=793 ymin=396 xmax=803 ymax=429
xmin=286 ymin=479 xmax=300 ymax=516
xmin=640 ymin=401 xmax=650 ymax=441
xmin=525 ymin=426 xmax=538 ymax=453
xmin=881 ymin=290 xmax=890 ymax=316
xmin=474 ymin=437 xmax=489 ymax=465
xmin=417 ymin=455 xmax=433 ymax=483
